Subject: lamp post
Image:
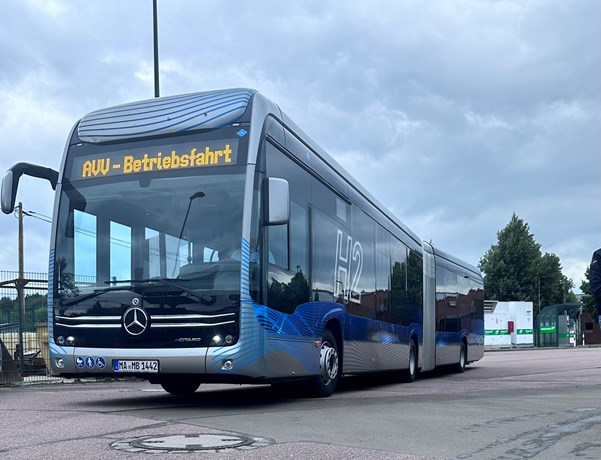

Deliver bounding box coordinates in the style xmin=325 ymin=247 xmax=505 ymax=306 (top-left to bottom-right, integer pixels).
xmin=153 ymin=0 xmax=160 ymax=98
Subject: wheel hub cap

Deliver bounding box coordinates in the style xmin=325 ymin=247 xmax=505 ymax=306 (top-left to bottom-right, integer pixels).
xmin=320 ymin=342 xmax=339 ymax=384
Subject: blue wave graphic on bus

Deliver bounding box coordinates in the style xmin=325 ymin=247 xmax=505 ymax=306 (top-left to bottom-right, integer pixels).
xmin=254 ymin=304 xmax=315 ymax=337
xmin=208 ymin=238 xmax=332 ymax=374
xmin=47 ymin=250 xmax=75 ymax=361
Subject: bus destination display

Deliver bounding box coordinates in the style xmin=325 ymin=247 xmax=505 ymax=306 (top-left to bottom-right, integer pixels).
xmin=72 ymin=139 xmax=238 ymax=180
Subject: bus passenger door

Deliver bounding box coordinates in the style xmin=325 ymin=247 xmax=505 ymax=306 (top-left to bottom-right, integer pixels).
xmin=421 ymin=242 xmax=436 ymax=372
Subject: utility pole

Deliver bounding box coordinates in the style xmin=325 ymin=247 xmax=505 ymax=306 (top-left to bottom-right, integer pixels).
xmin=16 ymin=202 xmax=25 ymax=374
xmin=153 ymin=0 xmax=160 ymax=98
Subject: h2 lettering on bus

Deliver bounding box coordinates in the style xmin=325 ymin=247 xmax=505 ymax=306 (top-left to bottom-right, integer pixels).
xmin=334 ymin=229 xmax=363 ymax=304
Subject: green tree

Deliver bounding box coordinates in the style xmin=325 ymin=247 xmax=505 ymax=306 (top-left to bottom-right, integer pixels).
xmin=0 ymin=296 xmax=17 ymax=310
xmin=0 ymin=296 xmax=18 ymax=324
xmin=479 ymin=213 xmax=575 ymax=314
xmin=479 ymin=213 xmax=541 ymax=302
xmin=538 ymin=253 xmax=575 ymax=306
xmin=24 ymin=293 xmax=48 ymax=331
xmin=580 ymin=266 xmax=598 ymax=318
xmin=563 ymin=277 xmax=578 ymax=304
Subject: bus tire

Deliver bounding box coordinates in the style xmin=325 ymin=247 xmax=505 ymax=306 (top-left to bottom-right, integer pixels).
xmin=309 ymin=329 xmax=340 ymax=398
xmin=160 ymin=379 xmax=201 ymax=395
xmin=453 ymin=341 xmax=467 ymax=374
xmin=400 ymin=339 xmax=417 ymax=383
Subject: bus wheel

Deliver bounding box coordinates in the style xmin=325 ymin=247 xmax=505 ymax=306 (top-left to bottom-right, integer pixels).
xmin=453 ymin=341 xmax=467 ymax=374
xmin=309 ymin=329 xmax=340 ymax=398
xmin=160 ymin=379 xmax=201 ymax=395
xmin=400 ymin=340 xmax=417 ymax=383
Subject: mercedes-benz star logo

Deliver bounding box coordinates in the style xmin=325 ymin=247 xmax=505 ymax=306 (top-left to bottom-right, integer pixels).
xmin=122 ymin=306 xmax=149 ymax=336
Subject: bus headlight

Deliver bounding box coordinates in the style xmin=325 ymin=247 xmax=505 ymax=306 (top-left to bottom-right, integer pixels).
xmin=212 ymin=335 xmax=235 ymax=345
xmin=66 ymin=336 xmax=75 ymax=346
xmin=57 ymin=336 xmax=65 ymax=345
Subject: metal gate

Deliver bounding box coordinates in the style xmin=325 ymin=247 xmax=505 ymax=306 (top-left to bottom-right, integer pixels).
xmin=0 ymin=271 xmax=50 ymax=384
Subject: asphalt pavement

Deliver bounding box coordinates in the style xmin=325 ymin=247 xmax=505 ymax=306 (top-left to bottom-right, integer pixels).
xmin=1 ymin=347 xmax=600 ymax=459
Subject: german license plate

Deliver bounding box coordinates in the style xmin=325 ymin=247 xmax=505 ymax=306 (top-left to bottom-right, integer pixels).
xmin=113 ymin=360 xmax=159 ymax=373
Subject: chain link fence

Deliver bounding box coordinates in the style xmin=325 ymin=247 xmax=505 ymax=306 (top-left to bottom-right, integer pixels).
xmin=0 ymin=271 xmax=50 ymax=384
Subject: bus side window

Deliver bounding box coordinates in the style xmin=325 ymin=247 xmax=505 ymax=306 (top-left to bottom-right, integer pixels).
xmin=390 ymin=237 xmax=407 ymax=324
xmin=268 ymin=222 xmax=288 ymax=269
xmin=375 ymin=225 xmax=392 ymax=321
xmin=407 ymin=249 xmax=423 ymax=324
xmin=347 ymin=206 xmax=376 ymax=318
xmin=312 ymin=208 xmax=343 ymax=304
xmin=264 ymin=140 xmax=311 ymax=313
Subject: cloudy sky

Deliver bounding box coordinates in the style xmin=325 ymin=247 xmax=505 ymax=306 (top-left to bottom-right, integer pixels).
xmin=0 ymin=0 xmax=599 ymax=292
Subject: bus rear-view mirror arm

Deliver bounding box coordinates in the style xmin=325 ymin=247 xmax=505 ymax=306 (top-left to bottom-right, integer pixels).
xmin=267 ymin=177 xmax=289 ymax=225
xmin=1 ymin=162 xmax=59 ymax=214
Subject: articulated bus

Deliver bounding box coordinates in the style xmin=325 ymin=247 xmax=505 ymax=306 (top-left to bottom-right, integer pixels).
xmin=1 ymin=88 xmax=484 ymax=397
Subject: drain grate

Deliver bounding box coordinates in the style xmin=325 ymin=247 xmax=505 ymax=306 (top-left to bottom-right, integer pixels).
xmin=111 ymin=433 xmax=273 ymax=454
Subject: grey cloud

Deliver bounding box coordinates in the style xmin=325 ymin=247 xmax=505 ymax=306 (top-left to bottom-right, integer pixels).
xmin=0 ymin=0 xmax=598 ymax=289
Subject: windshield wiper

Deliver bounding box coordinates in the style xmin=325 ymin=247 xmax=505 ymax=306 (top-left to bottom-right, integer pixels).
xmin=105 ymin=277 xmax=215 ymax=306
xmin=61 ymin=285 xmax=131 ymax=307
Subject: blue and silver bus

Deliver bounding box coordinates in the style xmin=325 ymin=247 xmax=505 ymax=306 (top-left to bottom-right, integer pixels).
xmin=1 ymin=88 xmax=484 ymax=396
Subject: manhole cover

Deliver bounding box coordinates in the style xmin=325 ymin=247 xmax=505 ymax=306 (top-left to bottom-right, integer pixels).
xmin=111 ymin=433 xmax=273 ymax=454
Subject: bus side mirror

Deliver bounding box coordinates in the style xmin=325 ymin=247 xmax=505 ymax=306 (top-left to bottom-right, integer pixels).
xmin=1 ymin=162 xmax=59 ymax=214
xmin=267 ymin=177 xmax=289 ymax=225
xmin=1 ymin=171 xmax=15 ymax=214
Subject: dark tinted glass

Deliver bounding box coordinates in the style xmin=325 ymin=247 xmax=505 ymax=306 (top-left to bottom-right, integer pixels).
xmin=312 ymin=209 xmax=343 ymax=304
xmin=264 ymin=140 xmax=311 ymax=312
xmin=375 ymin=225 xmax=392 ymax=321
xmin=347 ymin=206 xmax=376 ymax=318
xmin=390 ymin=238 xmax=408 ymax=324
xmin=405 ymin=249 xmax=423 ymax=325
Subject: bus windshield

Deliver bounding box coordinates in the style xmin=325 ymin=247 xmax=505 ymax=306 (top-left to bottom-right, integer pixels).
xmin=54 ymin=168 xmax=246 ymax=299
